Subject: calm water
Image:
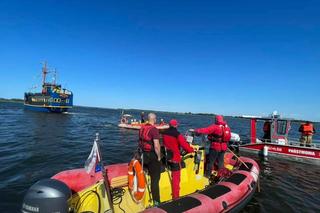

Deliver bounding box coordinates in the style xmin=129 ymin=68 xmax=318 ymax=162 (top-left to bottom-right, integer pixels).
xmin=0 ymin=102 xmax=319 ymax=213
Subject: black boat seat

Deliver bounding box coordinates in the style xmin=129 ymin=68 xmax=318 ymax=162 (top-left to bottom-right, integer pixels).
xmin=158 ymin=196 xmax=201 ymax=213
xmin=199 ymin=185 xmax=231 ymax=199
xmin=225 ymin=173 xmax=247 ymax=185
xmin=238 ymin=162 xmax=253 ymax=172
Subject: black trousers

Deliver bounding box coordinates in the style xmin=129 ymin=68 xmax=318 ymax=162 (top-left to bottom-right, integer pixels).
xmin=143 ymin=151 xmax=161 ymax=202
xmin=206 ymin=148 xmax=225 ymax=174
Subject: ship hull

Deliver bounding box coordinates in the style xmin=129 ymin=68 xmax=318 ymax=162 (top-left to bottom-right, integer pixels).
xmin=24 ymin=91 xmax=73 ymax=113
xmin=239 ymin=143 xmax=320 ymax=165
xmin=24 ymin=104 xmax=71 ymax=113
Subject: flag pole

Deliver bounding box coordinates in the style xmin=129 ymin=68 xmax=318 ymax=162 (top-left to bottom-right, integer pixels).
xmin=95 ymin=133 xmax=114 ymax=213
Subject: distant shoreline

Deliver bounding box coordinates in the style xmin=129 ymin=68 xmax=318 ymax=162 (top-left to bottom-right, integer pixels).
xmin=0 ymin=97 xmax=216 ymax=116
xmin=0 ymin=98 xmax=24 ymax=103
xmin=1 ymin=98 xmax=318 ymax=123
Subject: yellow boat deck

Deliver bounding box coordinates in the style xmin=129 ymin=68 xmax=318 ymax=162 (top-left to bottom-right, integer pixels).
xmin=68 ymin=147 xmax=232 ymax=213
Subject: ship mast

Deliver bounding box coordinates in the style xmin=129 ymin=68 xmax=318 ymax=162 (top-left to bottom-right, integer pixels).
xmin=42 ymin=61 xmax=48 ymax=86
xmin=53 ymin=68 xmax=57 ymax=85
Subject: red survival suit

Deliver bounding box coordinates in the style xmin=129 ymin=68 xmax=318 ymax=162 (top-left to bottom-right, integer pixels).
xmin=162 ymin=126 xmax=194 ymax=199
xmin=196 ymin=115 xmax=231 ymax=152
xmin=195 ymin=115 xmax=231 ymax=175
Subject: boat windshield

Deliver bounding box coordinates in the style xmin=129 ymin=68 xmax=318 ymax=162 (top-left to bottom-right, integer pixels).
xmin=277 ymin=120 xmax=287 ymax=135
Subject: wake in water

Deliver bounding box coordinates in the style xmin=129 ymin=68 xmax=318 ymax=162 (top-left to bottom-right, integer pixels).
xmin=62 ymin=111 xmax=82 ymax=115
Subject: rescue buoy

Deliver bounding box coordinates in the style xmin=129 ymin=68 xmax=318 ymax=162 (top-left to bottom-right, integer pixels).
xmin=128 ymin=159 xmax=146 ymax=203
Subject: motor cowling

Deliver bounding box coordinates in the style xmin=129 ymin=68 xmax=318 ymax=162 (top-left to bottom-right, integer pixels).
xmin=21 ymin=179 xmax=71 ymax=213
xmin=230 ymin=132 xmax=241 ymax=142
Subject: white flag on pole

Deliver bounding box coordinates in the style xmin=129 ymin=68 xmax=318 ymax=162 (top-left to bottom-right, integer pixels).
xmin=84 ymin=140 xmax=101 ymax=174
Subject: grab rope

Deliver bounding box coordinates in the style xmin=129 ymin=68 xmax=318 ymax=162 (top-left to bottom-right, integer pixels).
xmin=111 ymin=187 xmax=126 ymax=213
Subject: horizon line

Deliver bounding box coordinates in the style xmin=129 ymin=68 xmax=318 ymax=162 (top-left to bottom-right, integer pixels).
xmin=1 ymin=97 xmax=319 ymax=123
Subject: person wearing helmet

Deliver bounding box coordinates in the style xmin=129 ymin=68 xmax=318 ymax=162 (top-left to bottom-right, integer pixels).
xmin=194 ymin=115 xmax=231 ymax=177
xmin=162 ymin=119 xmax=195 ymax=199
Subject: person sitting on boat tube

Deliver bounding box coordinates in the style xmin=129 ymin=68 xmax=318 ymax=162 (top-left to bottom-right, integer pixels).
xmin=161 ymin=119 xmax=196 ymax=199
xmin=194 ymin=115 xmax=231 ymax=177
xmin=299 ymin=121 xmax=316 ymax=147
xmin=138 ymin=113 xmax=161 ymax=205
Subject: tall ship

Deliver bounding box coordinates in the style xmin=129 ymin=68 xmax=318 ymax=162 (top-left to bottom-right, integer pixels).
xmin=24 ymin=62 xmax=73 ymax=113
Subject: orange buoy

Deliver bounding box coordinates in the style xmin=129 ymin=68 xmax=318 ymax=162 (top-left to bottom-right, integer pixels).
xmin=128 ymin=159 xmax=146 ymax=202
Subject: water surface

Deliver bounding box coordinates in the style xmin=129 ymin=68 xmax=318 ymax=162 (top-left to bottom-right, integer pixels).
xmin=0 ymin=102 xmax=319 ymax=212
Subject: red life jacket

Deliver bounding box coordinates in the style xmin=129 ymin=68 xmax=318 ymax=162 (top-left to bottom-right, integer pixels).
xmin=208 ymin=124 xmax=231 ymax=152
xmin=139 ymin=124 xmax=155 ymax=152
xmin=302 ymin=123 xmax=314 ymax=136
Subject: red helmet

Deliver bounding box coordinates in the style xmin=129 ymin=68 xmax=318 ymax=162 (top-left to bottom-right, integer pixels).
xmin=169 ymin=119 xmax=178 ymax=127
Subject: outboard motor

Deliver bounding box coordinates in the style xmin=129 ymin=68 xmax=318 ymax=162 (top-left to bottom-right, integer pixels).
xmin=21 ymin=179 xmax=71 ymax=213
xmin=230 ymin=133 xmax=241 ymax=143
xmin=228 ymin=133 xmax=241 ymax=151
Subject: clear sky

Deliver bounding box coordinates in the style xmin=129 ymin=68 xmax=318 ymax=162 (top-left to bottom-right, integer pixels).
xmin=0 ymin=1 xmax=319 ymax=121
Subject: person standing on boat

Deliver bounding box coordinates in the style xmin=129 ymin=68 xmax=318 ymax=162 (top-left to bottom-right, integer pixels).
xmin=160 ymin=118 xmax=165 ymax=125
xmin=162 ymin=119 xmax=195 ymax=199
xmin=263 ymin=121 xmax=271 ymax=142
xmin=194 ymin=115 xmax=231 ymax=177
xmin=140 ymin=112 xmax=145 ymax=123
xmin=139 ymin=113 xmax=161 ymax=205
xmin=299 ymin=121 xmax=316 ymax=147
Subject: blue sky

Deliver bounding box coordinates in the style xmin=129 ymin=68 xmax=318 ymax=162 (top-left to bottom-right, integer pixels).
xmin=0 ymin=1 xmax=319 ymax=120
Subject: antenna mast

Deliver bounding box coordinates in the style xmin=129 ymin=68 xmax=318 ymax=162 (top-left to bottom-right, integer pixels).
xmin=42 ymin=61 xmax=48 ymax=86
xmin=53 ymin=68 xmax=57 ymax=85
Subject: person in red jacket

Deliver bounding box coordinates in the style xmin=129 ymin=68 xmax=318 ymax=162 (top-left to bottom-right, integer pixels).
xmin=194 ymin=115 xmax=231 ymax=177
xmin=162 ymin=119 xmax=195 ymax=199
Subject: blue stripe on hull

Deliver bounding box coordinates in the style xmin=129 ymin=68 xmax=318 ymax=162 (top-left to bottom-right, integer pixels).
xmin=24 ymin=105 xmax=69 ymax=113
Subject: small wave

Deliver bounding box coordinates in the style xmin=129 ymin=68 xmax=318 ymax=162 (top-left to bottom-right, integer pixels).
xmin=62 ymin=112 xmax=81 ymax=115
xmin=104 ymin=124 xmax=113 ymax=128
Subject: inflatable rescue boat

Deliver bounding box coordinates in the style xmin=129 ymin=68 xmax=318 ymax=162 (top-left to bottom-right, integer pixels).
xmin=22 ymin=136 xmax=260 ymax=213
xmin=118 ymin=113 xmax=169 ymax=130
xmin=118 ymin=122 xmax=169 ymax=130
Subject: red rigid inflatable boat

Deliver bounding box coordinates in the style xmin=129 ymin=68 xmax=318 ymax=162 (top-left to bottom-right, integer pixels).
xmin=21 ymin=130 xmax=260 ymax=213
xmin=46 ymin=152 xmax=260 ymax=213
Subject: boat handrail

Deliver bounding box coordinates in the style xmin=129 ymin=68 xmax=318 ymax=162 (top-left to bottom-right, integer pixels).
xmin=287 ymin=137 xmax=320 ymax=148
